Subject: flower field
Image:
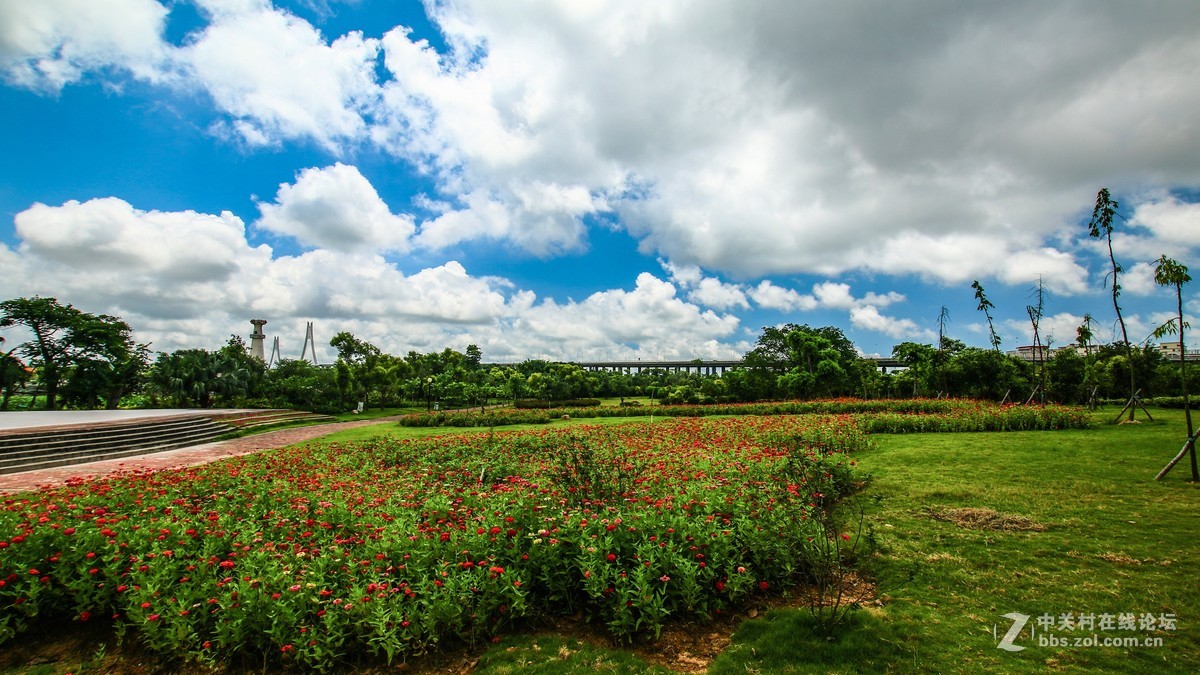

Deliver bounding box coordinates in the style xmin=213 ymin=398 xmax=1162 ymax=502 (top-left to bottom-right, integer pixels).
xmin=401 ymin=398 xmax=1092 ymax=432
xmin=0 ymin=415 xmax=864 ymax=670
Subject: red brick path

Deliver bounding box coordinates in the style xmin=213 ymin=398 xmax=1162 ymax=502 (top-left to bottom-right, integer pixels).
xmin=0 ymin=417 xmax=402 ymax=495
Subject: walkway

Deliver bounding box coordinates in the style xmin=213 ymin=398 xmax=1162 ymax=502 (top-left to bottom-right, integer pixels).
xmin=0 ymin=415 xmax=403 ymax=495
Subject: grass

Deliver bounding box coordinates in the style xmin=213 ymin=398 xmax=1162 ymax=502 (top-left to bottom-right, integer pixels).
xmin=709 ymin=408 xmax=1200 ymax=674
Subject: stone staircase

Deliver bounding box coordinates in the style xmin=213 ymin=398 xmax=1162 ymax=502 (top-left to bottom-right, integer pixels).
xmin=212 ymin=409 xmax=336 ymax=431
xmin=0 ymin=409 xmax=336 ymax=475
xmin=0 ymin=415 xmax=234 ymax=475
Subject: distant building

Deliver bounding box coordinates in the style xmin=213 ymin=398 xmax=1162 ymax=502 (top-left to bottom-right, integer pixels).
xmin=1156 ymin=342 xmax=1183 ymax=358
xmin=1009 ymin=345 xmax=1052 ymax=361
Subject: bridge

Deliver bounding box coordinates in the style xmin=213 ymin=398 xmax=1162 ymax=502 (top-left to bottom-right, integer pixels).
xmin=574 ymin=357 xmax=905 ymax=375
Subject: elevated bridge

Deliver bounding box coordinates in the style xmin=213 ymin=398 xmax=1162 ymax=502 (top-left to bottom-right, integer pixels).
xmin=574 ymin=357 xmax=905 ymax=375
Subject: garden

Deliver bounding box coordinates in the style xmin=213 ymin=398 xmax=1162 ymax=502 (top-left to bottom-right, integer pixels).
xmin=1 ymin=400 xmax=1198 ymax=673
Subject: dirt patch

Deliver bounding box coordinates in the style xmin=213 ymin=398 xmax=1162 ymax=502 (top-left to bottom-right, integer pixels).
xmin=923 ymin=506 xmax=1047 ymax=531
xmin=1096 ymin=551 xmax=1143 ymax=565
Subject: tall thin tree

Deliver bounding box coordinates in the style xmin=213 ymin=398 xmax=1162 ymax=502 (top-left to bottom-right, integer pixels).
xmin=1026 ymin=277 xmax=1048 ymax=402
xmin=971 ymin=280 xmax=1001 ymax=351
xmin=1152 ymin=255 xmax=1195 ymax=480
xmin=1077 ymin=313 xmax=1099 ymax=408
xmin=1088 ymin=188 xmax=1137 ymax=421
xmin=935 ymin=306 xmax=951 ymax=396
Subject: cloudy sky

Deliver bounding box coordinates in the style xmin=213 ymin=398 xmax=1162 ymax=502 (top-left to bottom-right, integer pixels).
xmin=1 ymin=0 xmax=1197 ymax=363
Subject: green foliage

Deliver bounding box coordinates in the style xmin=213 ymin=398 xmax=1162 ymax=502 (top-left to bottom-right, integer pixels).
xmin=0 ymin=296 xmax=148 ymax=411
xmin=514 ymin=398 xmax=601 ymax=409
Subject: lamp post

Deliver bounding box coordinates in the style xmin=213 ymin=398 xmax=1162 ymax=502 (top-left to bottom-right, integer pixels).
xmin=425 ymin=377 xmax=433 ymax=412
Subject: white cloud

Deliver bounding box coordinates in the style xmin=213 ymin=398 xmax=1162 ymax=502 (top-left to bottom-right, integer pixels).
xmin=1120 ymin=261 xmax=1159 ymax=296
xmin=0 ymin=0 xmax=169 ymax=90
xmin=6 ymin=2 xmax=1198 ymax=288
xmin=513 ymin=272 xmax=740 ymax=359
xmin=179 ymin=1 xmax=382 ymax=151
xmin=660 ymin=260 xmax=748 ymax=310
xmin=256 ymin=163 xmax=415 ymax=254
xmin=748 ymin=281 xmax=817 ymax=312
xmin=0 ymin=198 xmax=741 ymax=361
xmin=1130 ymin=196 xmax=1200 ymax=249
xmin=688 ymin=277 xmax=750 ymax=311
xmin=848 ymin=306 xmax=930 ymax=341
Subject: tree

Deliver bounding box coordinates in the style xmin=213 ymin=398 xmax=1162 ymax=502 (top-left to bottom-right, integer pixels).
xmin=0 ymin=338 xmax=30 ymax=410
xmin=771 ymin=326 xmax=860 ymax=399
xmin=1025 ymin=277 xmax=1048 ymax=402
xmin=1152 ymin=255 xmax=1195 ymax=480
xmin=1088 ymin=188 xmax=1137 ymax=420
xmin=745 ymin=324 xmax=859 ymax=400
xmin=0 ymin=297 xmax=83 ymax=410
xmin=60 ymin=313 xmax=150 ymax=409
xmin=971 ymin=280 xmax=1001 ymax=351
xmin=934 ymin=306 xmax=952 ymax=395
xmin=465 ymin=344 xmax=483 ymax=370
xmin=329 ymin=331 xmax=381 ymax=365
xmin=892 ymin=341 xmax=936 ymax=397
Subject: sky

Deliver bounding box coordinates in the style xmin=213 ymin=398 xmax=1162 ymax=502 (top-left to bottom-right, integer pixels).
xmin=1 ymin=0 xmax=1198 ymax=365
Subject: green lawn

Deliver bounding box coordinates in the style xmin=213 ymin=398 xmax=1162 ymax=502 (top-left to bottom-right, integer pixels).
xmin=708 ymin=408 xmax=1199 ymax=674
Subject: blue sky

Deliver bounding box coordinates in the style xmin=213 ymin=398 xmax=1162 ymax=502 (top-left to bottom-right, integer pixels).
xmin=1 ymin=1 xmax=1197 ymax=364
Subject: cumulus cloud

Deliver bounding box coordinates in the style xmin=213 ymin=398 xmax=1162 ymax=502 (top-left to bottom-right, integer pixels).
xmin=747 ymin=281 xmax=817 ymax=312
xmin=0 ymin=0 xmax=169 ymax=90
xmin=660 ymin=261 xmax=748 ymax=310
xmin=513 ymin=272 xmax=740 ymax=359
xmin=0 ymin=197 xmax=741 ymax=360
xmin=4 ymin=2 xmax=1199 ymax=355
xmin=256 ymin=163 xmax=415 ymax=253
xmin=848 ymin=305 xmax=932 ymax=341
xmin=372 ymin=0 xmax=1200 ymax=285
xmin=4 ymin=1 xmax=1198 ymax=287
xmin=179 ymin=1 xmax=382 ymax=150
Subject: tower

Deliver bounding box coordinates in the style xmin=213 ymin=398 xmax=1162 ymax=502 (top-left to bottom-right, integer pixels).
xmin=249 ymin=319 xmax=268 ymax=361
xmin=300 ymin=321 xmax=318 ymax=365
xmin=268 ymin=336 xmax=282 ymax=368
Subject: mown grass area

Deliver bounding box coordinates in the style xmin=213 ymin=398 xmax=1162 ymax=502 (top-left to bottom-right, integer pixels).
xmin=707 ymin=408 xmax=1199 ymax=674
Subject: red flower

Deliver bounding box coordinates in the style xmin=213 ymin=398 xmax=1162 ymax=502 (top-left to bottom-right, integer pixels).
xmin=606 ymin=553 xmax=617 ymax=563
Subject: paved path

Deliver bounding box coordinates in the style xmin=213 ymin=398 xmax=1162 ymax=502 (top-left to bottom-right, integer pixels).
xmin=0 ymin=416 xmax=404 ymax=495
xmin=0 ymin=409 xmax=248 ymax=431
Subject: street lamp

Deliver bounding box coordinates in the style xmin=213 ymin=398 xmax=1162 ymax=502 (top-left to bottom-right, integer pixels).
xmin=425 ymin=377 xmax=434 ymax=412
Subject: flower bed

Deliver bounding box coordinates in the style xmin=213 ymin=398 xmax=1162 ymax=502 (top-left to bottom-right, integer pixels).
xmin=0 ymin=416 xmax=863 ymax=670
xmin=402 ymin=399 xmax=1092 ymax=431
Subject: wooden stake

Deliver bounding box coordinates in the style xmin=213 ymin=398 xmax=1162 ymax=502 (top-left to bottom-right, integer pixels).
xmin=1155 ymin=430 xmax=1200 ymax=481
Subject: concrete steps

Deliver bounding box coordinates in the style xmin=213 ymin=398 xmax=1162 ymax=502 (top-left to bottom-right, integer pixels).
xmin=214 ymin=409 xmax=337 ymax=431
xmin=0 ymin=416 xmax=233 ymax=475
xmin=0 ymin=409 xmax=340 ymax=476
